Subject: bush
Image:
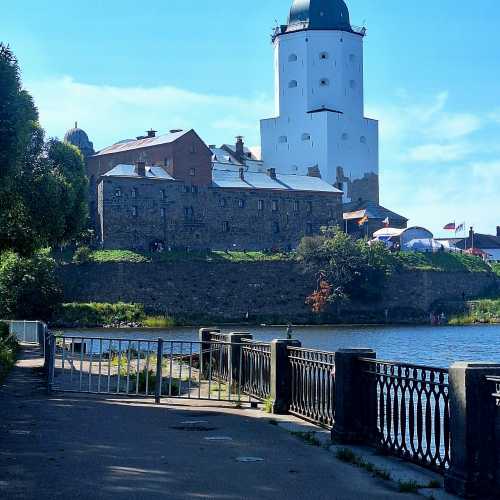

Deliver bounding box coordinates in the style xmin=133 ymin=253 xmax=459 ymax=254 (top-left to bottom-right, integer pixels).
xmin=492 ymin=262 xmax=500 ymax=277
xmin=73 ymin=246 xmax=91 ymax=264
xmin=0 ymin=321 xmax=9 ymax=340
xmin=143 ymin=315 xmax=176 ymax=328
xmin=55 ymin=302 xmax=145 ymax=327
xmin=0 ymin=321 xmax=17 ymax=382
xmin=0 ymin=251 xmax=62 ymax=320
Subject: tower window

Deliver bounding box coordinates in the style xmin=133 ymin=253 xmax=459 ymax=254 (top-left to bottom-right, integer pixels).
xmin=293 ymin=201 xmax=299 ymax=212
xmin=184 ymin=206 xmax=194 ymax=217
xmin=238 ymin=199 xmax=245 ymax=208
xmin=220 ymin=198 xmax=227 ymax=208
xmin=342 ymin=133 xmax=349 ymax=141
xmin=131 ymin=188 xmax=138 ymax=198
xmin=307 ymin=201 xmax=313 ymax=213
xmin=189 ymin=167 xmax=196 ymax=176
xmin=350 ymin=80 xmax=356 ymax=89
xmin=320 ymin=78 xmax=330 ymax=87
xmin=306 ymin=223 xmax=313 ymax=235
xmin=160 ymin=189 xmax=166 ymax=200
xmin=301 ymin=133 xmax=311 ymax=141
xmin=288 ymin=54 xmax=298 ymax=62
xmin=272 ymin=200 xmax=279 ymax=212
xmin=288 ymin=80 xmax=298 ymax=88
xmin=160 ymin=208 xmax=166 ymax=218
xmin=278 ymin=136 xmax=288 ymax=144
xmin=114 ymin=188 xmax=121 ymax=197
xmin=273 ymin=222 xmax=280 ymax=234
xmin=360 ymin=136 xmax=367 ymax=144
xmin=131 ymin=206 xmax=138 ymax=217
xmin=319 ymin=52 xmax=329 ymax=60
xmin=258 ymin=200 xmax=264 ymax=211
xmin=222 ymin=221 xmax=230 ymax=233
xmin=349 ymin=54 xmax=356 ymax=62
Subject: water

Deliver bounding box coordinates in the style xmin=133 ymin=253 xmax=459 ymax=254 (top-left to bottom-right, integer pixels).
xmin=56 ymin=324 xmax=500 ymax=368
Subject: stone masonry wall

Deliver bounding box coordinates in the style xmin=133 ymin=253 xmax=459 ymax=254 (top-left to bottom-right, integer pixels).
xmin=58 ymin=261 xmax=499 ymax=324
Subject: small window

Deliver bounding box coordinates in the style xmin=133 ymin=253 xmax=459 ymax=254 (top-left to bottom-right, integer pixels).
xmin=184 ymin=206 xmax=194 ymax=217
xmin=349 ymin=54 xmax=356 ymax=63
xmin=350 ymin=80 xmax=356 ymax=89
xmin=272 ymin=200 xmax=279 ymax=212
xmin=219 ymin=198 xmax=227 ymax=208
xmin=319 ymin=52 xmax=329 ymax=60
xmin=222 ymin=221 xmax=230 ymax=233
xmin=183 ymin=185 xmax=190 ymax=193
xmin=189 ymin=168 xmax=196 ymax=176
xmin=301 ymin=133 xmax=311 ymax=141
xmin=258 ymin=200 xmax=264 ymax=211
xmin=273 ymin=222 xmax=280 ymax=234
xmin=320 ymin=78 xmax=329 ymax=87
xmin=191 ymin=185 xmax=198 ymax=194
xmin=342 ymin=133 xmax=349 ymax=141
xmin=161 ymin=189 xmax=166 ymax=200
xmin=293 ymin=201 xmax=299 ymax=212
xmin=288 ymin=54 xmax=298 ymax=62
xmin=132 ymin=206 xmax=138 ymax=217
xmin=306 ymin=223 xmax=313 ymax=235
xmin=131 ymin=188 xmax=138 ymax=199
xmin=278 ymin=136 xmax=288 ymax=144
xmin=288 ymin=80 xmax=298 ymax=88
xmin=115 ymin=188 xmax=121 ymax=197
xmin=189 ymin=145 xmax=197 ymax=154
xmin=307 ymin=201 xmax=313 ymax=213
xmin=238 ymin=199 xmax=245 ymax=208
xmin=360 ymin=136 xmax=367 ymax=144
xmin=160 ymin=208 xmax=166 ymax=218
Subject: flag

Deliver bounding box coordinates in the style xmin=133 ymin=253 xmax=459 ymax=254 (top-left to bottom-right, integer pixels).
xmin=382 ymin=217 xmax=390 ymax=227
xmin=455 ymin=222 xmax=465 ymax=234
xmin=358 ymin=215 xmax=369 ymax=226
xmin=443 ymin=222 xmax=456 ymax=231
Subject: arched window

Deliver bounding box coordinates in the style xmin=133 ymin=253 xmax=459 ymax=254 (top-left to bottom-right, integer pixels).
xmin=319 ymin=52 xmax=329 ymax=60
xmin=288 ymin=80 xmax=298 ymax=88
xmin=301 ymin=133 xmax=311 ymax=141
xmin=115 ymin=188 xmax=121 ymax=197
xmin=360 ymin=136 xmax=367 ymax=144
xmin=278 ymin=136 xmax=288 ymax=144
xmin=288 ymin=54 xmax=298 ymax=62
xmin=319 ymin=78 xmax=329 ymax=87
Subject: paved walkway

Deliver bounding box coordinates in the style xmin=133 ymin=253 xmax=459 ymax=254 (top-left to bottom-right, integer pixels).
xmin=0 ymin=346 xmax=421 ymax=500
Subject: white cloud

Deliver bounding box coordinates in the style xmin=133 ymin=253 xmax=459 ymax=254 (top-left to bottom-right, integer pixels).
xmin=403 ymin=143 xmax=472 ymax=163
xmin=428 ymin=113 xmax=481 ymax=140
xmin=25 ymin=76 xmax=274 ymax=150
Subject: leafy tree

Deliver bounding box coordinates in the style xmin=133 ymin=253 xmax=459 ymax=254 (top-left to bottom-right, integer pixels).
xmin=0 ymin=251 xmax=62 ymax=320
xmin=298 ymin=227 xmax=395 ymax=312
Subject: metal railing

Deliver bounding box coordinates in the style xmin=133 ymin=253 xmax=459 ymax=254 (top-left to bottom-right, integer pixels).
xmin=487 ymin=376 xmax=500 ymax=406
xmin=360 ymin=358 xmax=450 ymax=472
xmin=49 ymin=335 xmax=260 ymax=404
xmin=241 ymin=342 xmax=271 ymax=401
xmin=2 ymin=320 xmax=46 ymax=344
xmin=288 ymin=347 xmax=335 ymax=429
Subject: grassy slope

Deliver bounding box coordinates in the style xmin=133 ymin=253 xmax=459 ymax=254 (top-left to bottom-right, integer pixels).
xmin=394 ymin=252 xmax=491 ymax=273
xmin=492 ymin=262 xmax=500 ymax=277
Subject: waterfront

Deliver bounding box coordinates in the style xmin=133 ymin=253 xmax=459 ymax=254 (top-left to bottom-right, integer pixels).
xmin=57 ymin=323 xmax=500 ymax=368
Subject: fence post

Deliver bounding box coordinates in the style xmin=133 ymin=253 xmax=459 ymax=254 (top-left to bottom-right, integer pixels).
xmin=444 ymin=362 xmax=500 ymax=497
xmin=154 ymin=338 xmax=164 ymax=404
xmin=199 ymin=327 xmax=220 ymax=379
xmin=228 ymin=332 xmax=252 ymax=390
xmin=47 ymin=335 xmax=56 ymax=394
xmin=270 ymin=339 xmax=301 ymax=414
xmin=332 ymin=348 xmax=376 ymax=443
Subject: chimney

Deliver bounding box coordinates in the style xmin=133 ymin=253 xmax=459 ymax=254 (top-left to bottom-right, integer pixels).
xmin=147 ymin=129 xmax=157 ymax=138
xmin=135 ymin=161 xmax=146 ymax=177
xmin=497 ymin=226 xmax=500 ymax=238
xmin=235 ymin=136 xmax=244 ymax=157
xmin=239 ymin=167 xmax=245 ymax=180
xmin=307 ymin=166 xmax=321 ymax=178
xmin=267 ymin=167 xmax=277 ymax=180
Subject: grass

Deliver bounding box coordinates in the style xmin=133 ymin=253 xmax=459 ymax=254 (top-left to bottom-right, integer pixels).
xmin=88 ymin=250 xmax=149 ymax=264
xmin=335 ymin=448 xmax=391 ymax=481
xmin=263 ymin=396 xmax=274 ymax=414
xmin=291 ymin=431 xmax=322 ymax=447
xmin=492 ymin=262 xmax=500 ymax=277
xmin=143 ymin=315 xmax=176 ymax=328
xmin=398 ymin=480 xmax=420 ymax=493
xmin=449 ymin=298 xmax=500 ymax=325
xmin=395 ymin=251 xmax=491 ymax=273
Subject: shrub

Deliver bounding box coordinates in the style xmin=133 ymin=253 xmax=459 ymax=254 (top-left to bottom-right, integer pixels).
xmin=0 ymin=321 xmax=9 ymax=340
xmin=73 ymin=246 xmax=91 ymax=264
xmin=143 ymin=315 xmax=176 ymax=328
xmin=55 ymin=302 xmax=145 ymax=327
xmin=0 ymin=250 xmax=62 ymax=320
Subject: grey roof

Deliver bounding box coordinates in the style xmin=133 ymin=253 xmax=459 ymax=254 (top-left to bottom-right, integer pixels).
xmin=103 ymin=164 xmax=174 ymax=180
xmin=287 ymin=0 xmax=353 ymax=33
xmin=64 ymin=124 xmax=94 ymax=155
xmin=212 ymin=168 xmax=341 ymax=193
xmin=95 ymin=130 xmax=189 ymax=156
xmin=343 ymin=200 xmax=408 ymax=222
xmin=454 ymin=234 xmax=500 ymax=250
xmin=211 ymin=147 xmax=241 ymax=165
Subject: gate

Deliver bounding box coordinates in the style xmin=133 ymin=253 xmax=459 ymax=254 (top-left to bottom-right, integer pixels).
xmin=48 ymin=334 xmax=268 ymax=404
xmin=3 ymin=320 xmax=47 ymax=344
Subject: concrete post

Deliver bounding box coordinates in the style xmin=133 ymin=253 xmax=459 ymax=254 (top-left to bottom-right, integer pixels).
xmin=199 ymin=327 xmax=220 ymax=379
xmin=332 ymin=348 xmax=377 ymax=443
xmin=270 ymin=339 xmax=301 ymax=414
xmin=444 ymin=362 xmax=500 ymax=497
xmin=227 ymin=333 xmax=252 ymax=389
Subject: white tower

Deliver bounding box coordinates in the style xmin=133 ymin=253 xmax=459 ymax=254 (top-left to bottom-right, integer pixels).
xmin=260 ymin=0 xmax=379 ymax=203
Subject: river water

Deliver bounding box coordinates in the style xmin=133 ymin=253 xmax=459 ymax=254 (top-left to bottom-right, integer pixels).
xmin=58 ymin=324 xmax=500 ymax=368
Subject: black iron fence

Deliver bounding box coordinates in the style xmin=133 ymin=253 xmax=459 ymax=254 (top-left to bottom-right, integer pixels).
xmin=288 ymin=347 xmax=336 ymax=429
xmin=241 ymin=342 xmax=271 ymax=401
xmin=360 ymin=358 xmax=450 ymax=472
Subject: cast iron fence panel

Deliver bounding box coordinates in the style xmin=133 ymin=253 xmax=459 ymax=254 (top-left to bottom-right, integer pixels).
xmin=360 ymin=358 xmax=450 ymax=472
xmin=487 ymin=376 xmax=500 ymax=406
xmin=208 ymin=333 xmax=230 ymax=382
xmin=288 ymin=347 xmax=335 ymax=429
xmin=50 ymin=335 xmax=256 ymax=403
xmin=241 ymin=342 xmax=271 ymax=401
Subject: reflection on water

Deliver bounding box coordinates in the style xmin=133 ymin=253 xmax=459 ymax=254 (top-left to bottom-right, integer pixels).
xmin=57 ymin=324 xmax=500 ymax=368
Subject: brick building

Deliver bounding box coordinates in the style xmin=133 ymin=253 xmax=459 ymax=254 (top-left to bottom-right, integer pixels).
xmin=85 ymin=130 xmax=342 ymax=251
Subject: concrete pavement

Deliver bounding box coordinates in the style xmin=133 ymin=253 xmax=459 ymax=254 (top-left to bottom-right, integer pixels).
xmin=0 ymin=345 xmax=421 ymax=500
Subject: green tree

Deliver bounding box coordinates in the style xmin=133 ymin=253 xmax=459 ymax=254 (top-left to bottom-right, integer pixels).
xmin=298 ymin=227 xmax=395 ymax=311
xmin=0 ymin=251 xmax=62 ymax=320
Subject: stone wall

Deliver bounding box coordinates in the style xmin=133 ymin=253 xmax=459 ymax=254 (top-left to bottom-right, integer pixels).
xmin=57 ymin=261 xmax=500 ymax=324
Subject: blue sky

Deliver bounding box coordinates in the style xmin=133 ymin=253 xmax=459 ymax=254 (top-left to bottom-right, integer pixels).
xmin=3 ymin=0 xmax=500 ymax=236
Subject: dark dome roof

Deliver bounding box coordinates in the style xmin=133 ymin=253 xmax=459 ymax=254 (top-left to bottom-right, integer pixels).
xmin=287 ymin=0 xmax=352 ymax=32
xmin=64 ymin=123 xmax=94 ymax=157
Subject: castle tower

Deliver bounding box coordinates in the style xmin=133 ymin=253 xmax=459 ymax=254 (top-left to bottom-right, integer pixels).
xmin=260 ymin=0 xmax=379 ymax=203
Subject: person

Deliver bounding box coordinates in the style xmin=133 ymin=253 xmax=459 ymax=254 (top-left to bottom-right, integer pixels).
xmin=286 ymin=323 xmax=293 ymax=340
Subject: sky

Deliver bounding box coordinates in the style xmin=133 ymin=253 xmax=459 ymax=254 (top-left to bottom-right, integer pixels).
xmin=3 ymin=0 xmax=500 ymax=236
